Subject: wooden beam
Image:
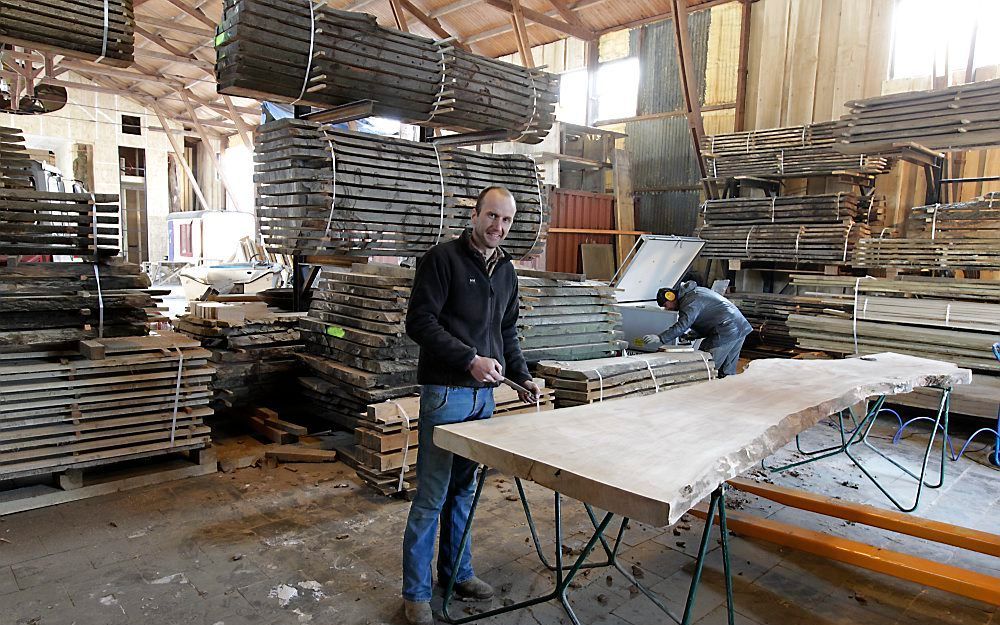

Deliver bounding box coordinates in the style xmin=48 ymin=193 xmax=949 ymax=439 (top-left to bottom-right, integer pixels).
xmin=485 ymin=0 xmax=596 ymax=41
xmin=132 ymin=48 xmax=214 ymax=71
xmin=395 ymin=0 xmax=470 ymax=49
xmin=134 ymin=16 xmax=215 ymax=39
xmin=134 ymin=24 xmax=192 ymax=59
xmin=429 ymin=0 xmax=479 ymax=19
xmin=152 ymin=103 xmax=212 ymax=211
xmin=180 ymin=91 xmax=248 ymax=213
xmin=388 ymin=0 xmax=410 ymax=32
xmin=223 ymin=95 xmax=255 ymax=148
xmin=160 ymin=0 xmax=217 ymax=29
xmin=510 ymin=1 xmax=535 ymax=68
xmin=543 ymin=0 xmax=590 ymax=32
xmin=734 ymin=0 xmax=751 ymax=131
xmin=669 ymin=0 xmax=708 ymax=181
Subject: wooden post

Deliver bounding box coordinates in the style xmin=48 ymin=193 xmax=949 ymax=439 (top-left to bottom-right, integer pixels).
xmin=734 ymin=0 xmax=751 ymax=132
xmin=389 ymin=0 xmax=410 ymax=32
xmin=669 ymin=0 xmax=708 ymax=181
xmin=510 ymin=0 xmax=535 ymax=68
xmin=152 ymin=104 xmax=211 ymax=211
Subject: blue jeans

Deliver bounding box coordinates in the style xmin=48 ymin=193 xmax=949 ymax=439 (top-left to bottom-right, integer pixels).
xmin=402 ymin=385 xmax=495 ymax=602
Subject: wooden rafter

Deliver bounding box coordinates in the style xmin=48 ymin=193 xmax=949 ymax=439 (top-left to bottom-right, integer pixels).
xmin=388 ymin=0 xmax=410 ymax=32
xmin=509 ymin=1 xmax=534 ymax=68
xmin=394 ymin=0 xmax=470 ymax=49
xmin=484 ymin=0 xmax=596 ymax=41
xmin=543 ymin=0 xmax=590 ymax=31
xmin=160 ymin=0 xmax=217 ymax=29
xmin=134 ymin=16 xmax=215 ymax=39
xmin=152 ymin=103 xmax=212 ymax=211
xmin=179 ymin=91 xmax=248 ymax=213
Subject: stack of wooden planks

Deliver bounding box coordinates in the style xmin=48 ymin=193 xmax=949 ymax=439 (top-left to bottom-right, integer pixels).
xmin=834 ymin=79 xmax=1000 ymax=154
xmin=298 ymin=264 xmax=418 ymax=432
xmin=0 ymin=261 xmax=156 ymax=353
xmin=254 ymin=118 xmax=548 ymax=259
xmin=906 ymin=194 xmax=1000 ymax=240
xmin=173 ymin=301 xmax=305 ymax=411
xmin=216 ymin=1 xmax=558 ymax=142
xmin=701 ymin=193 xmax=876 ymax=226
xmin=517 ymin=270 xmax=625 ymax=362
xmin=854 ymin=237 xmax=1000 ymax=270
xmin=535 ymin=352 xmax=715 ymax=408
xmin=729 ymin=292 xmax=841 ymax=354
xmin=701 ymin=123 xmax=892 ymax=179
xmin=354 ymin=380 xmax=554 ymax=495
xmin=0 ymin=332 xmax=213 ymax=481
xmin=2 ymin=127 xmax=120 ymax=257
xmin=697 ymin=222 xmax=871 ymax=263
xmin=786 ymin=274 xmax=1000 ymax=419
xmin=0 ymin=0 xmax=134 ymax=66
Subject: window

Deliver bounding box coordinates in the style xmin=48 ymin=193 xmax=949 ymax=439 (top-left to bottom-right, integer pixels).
xmin=118 ymin=146 xmax=145 ymax=177
xmin=595 ymin=57 xmax=640 ymax=122
xmin=121 ymin=114 xmax=142 ymax=135
xmin=556 ymin=69 xmax=587 ymax=125
xmin=179 ymin=222 xmax=192 ymax=257
xmin=891 ymin=0 xmax=1000 ymax=79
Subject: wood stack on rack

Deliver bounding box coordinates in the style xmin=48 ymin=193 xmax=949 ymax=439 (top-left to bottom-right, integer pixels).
xmin=0 ymin=332 xmax=213 ymax=481
xmin=297 ymin=264 xmax=418 ymax=432
xmin=173 ymin=301 xmax=305 ymax=411
xmin=729 ymin=292 xmax=840 ymax=355
xmin=517 ymin=271 xmax=625 ymax=362
xmin=353 ymin=380 xmax=555 ymax=495
xmin=1 ymin=126 xmax=32 ymax=188
xmin=700 ymin=123 xmax=892 ymax=179
xmin=697 ymin=222 xmax=870 ymax=264
xmin=0 ymin=0 xmax=135 ymax=66
xmin=786 ymin=274 xmax=1000 ymax=419
xmin=701 ymin=193 xmax=877 ymax=226
xmin=216 ymin=1 xmax=558 ymax=143
xmin=535 ymin=352 xmax=715 ymax=408
xmin=834 ymin=78 xmax=1000 ymax=154
xmin=854 ymin=193 xmax=1000 ymax=269
xmin=254 ymin=118 xmax=548 ymax=259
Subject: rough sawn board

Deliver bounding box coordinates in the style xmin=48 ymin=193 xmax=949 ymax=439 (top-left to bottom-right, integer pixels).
xmin=434 ymin=353 xmax=971 ymax=527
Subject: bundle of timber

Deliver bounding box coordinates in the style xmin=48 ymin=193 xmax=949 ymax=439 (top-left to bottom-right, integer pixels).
xmin=696 ymin=222 xmax=870 ymax=263
xmin=298 ymin=264 xmax=418 ymax=431
xmin=0 ymin=0 xmax=134 ymax=66
xmin=216 ymin=1 xmax=558 ymax=142
xmin=701 ymin=123 xmax=892 ymax=179
xmin=729 ymin=293 xmax=839 ymax=353
xmin=254 ymin=119 xmax=548 ymax=259
xmin=355 ymin=380 xmax=554 ymax=495
xmin=852 ymin=237 xmax=1000 ymax=269
xmin=535 ymin=352 xmax=715 ymax=408
xmin=173 ymin=301 xmax=305 ymax=411
xmin=517 ymin=270 xmax=625 ymax=362
xmin=0 ymin=332 xmax=213 ymax=481
xmin=701 ymin=193 xmax=877 ymax=226
xmin=1 ymin=127 xmax=121 ymax=257
xmin=834 ymin=78 xmax=1000 ymax=154
xmin=0 ymin=261 xmax=156 ymax=353
xmin=906 ymin=194 xmax=1000 ymax=240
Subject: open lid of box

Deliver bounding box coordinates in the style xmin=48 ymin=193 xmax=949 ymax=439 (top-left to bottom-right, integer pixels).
xmin=610 ymin=235 xmax=704 ymax=304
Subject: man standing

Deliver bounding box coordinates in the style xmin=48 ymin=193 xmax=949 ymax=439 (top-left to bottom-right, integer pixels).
xmin=642 ymin=280 xmax=752 ymax=378
xmin=402 ymin=186 xmax=540 ymax=625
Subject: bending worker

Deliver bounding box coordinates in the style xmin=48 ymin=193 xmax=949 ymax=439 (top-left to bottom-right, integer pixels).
xmin=641 ymin=280 xmax=752 ymax=377
xmin=401 ymin=186 xmax=540 ymax=625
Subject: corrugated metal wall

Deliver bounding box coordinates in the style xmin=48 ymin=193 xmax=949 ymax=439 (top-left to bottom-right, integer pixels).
xmin=627 ymin=10 xmax=711 ymax=237
xmin=544 ymin=189 xmax=615 ymax=274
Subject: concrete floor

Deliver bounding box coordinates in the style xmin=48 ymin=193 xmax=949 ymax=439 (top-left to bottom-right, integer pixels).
xmin=1 ymin=417 xmax=998 ymax=625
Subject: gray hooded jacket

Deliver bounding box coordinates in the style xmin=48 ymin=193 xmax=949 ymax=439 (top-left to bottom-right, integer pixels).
xmin=657 ymin=281 xmax=752 ymax=346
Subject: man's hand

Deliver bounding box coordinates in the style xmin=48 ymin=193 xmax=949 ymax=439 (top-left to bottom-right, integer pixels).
xmin=468 ymin=355 xmax=503 ymax=384
xmin=641 ymin=334 xmax=661 ymax=347
xmin=517 ymin=379 xmax=541 ymax=405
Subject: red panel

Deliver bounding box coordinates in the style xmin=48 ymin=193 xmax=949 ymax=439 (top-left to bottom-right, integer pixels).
xmin=544 ymin=189 xmax=615 ymax=275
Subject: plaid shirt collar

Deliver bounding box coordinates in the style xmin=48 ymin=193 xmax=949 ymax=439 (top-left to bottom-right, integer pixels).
xmin=465 ymin=230 xmax=506 ymax=276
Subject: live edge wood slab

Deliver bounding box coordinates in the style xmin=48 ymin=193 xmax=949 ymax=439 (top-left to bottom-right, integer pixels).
xmin=434 ymin=353 xmax=971 ymax=527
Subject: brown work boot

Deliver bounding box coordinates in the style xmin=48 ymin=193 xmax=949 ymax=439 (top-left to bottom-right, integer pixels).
xmin=449 ymin=576 xmax=494 ymax=601
xmin=404 ymin=599 xmax=434 ymax=625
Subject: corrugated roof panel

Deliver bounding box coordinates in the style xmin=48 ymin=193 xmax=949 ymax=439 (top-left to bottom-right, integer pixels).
xmin=635 ymin=191 xmax=702 ymax=236
xmin=635 ymin=10 xmax=710 ymax=115
xmin=625 ymin=116 xmax=701 ymax=189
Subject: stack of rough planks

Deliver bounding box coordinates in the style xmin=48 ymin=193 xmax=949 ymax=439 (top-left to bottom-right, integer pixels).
xmin=298 ymin=264 xmax=418 ymax=432
xmin=834 ymin=78 xmax=1000 ymax=154
xmin=517 ymin=270 xmax=625 ymax=362
xmin=854 ymin=193 xmax=1000 ymax=269
xmin=0 ymin=261 xmax=156 ymax=352
xmin=0 ymin=332 xmax=213 ymax=481
xmin=254 ymin=118 xmax=548 ymax=259
xmin=353 ymin=380 xmax=554 ymax=495
xmin=701 ymin=122 xmax=892 ymax=179
xmin=729 ymin=292 xmax=839 ymax=354
xmin=216 ymin=1 xmax=557 ymax=142
xmin=535 ymin=352 xmax=715 ymax=408
xmin=786 ymin=274 xmax=1000 ymax=419
xmin=0 ymin=0 xmax=134 ymax=66
xmin=2 ymin=127 xmax=120 ymax=257
xmin=697 ymin=193 xmax=874 ymax=263
xmin=173 ymin=301 xmax=305 ymax=411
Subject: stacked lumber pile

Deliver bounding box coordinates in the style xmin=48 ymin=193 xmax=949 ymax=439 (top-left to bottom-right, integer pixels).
xmin=701 ymin=123 xmax=892 ymax=179
xmin=0 ymin=262 xmax=156 ymax=353
xmin=535 ymin=352 xmax=714 ymax=408
xmin=0 ymin=332 xmax=213 ymax=481
xmin=216 ymin=1 xmax=557 ymax=142
xmin=2 ymin=127 xmax=120 ymax=257
xmin=254 ymin=118 xmax=548 ymax=259
xmin=0 ymin=0 xmax=134 ymax=66
xmin=354 ymin=380 xmax=554 ymax=495
xmin=729 ymin=292 xmax=840 ymax=353
xmin=173 ymin=301 xmax=305 ymax=411
xmin=834 ymin=79 xmax=1000 ymax=154
xmin=298 ymin=264 xmax=418 ymax=432
xmin=906 ymin=194 xmax=1000 ymax=240
xmin=697 ymin=222 xmax=870 ymax=263
xmin=701 ymin=194 xmax=876 ymax=226
xmin=786 ymin=274 xmax=1000 ymax=418
xmin=517 ymin=271 xmax=625 ymax=362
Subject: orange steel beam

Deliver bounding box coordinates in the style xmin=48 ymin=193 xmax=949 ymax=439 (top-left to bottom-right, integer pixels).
xmin=690 ymin=506 xmax=1000 ymax=606
xmin=728 ymin=478 xmax=1000 ymax=558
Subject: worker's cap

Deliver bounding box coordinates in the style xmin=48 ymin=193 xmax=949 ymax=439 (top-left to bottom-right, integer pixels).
xmin=656 ymin=287 xmax=678 ymax=306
